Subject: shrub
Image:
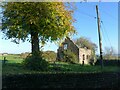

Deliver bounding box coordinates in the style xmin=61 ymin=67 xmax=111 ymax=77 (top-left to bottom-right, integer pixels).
xmin=42 ymin=51 xmax=57 ymax=62
xmin=63 ymin=50 xmax=78 ymax=64
xmin=22 ymin=52 xmax=49 ymax=71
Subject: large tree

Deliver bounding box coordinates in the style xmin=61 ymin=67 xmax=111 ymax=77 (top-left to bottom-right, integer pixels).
xmin=1 ymin=2 xmax=75 ymax=54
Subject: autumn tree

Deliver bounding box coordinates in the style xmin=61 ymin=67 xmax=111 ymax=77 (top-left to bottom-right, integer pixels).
xmin=1 ymin=2 xmax=75 ymax=53
xmin=1 ymin=2 xmax=75 ymax=70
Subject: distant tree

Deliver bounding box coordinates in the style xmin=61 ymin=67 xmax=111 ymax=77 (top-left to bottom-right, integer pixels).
xmin=118 ymin=55 xmax=120 ymax=60
xmin=103 ymin=47 xmax=117 ymax=60
xmin=75 ymin=37 xmax=97 ymax=52
xmin=20 ymin=52 xmax=31 ymax=59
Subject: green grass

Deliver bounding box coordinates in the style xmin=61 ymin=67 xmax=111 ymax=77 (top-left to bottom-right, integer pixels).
xmin=2 ymin=63 xmax=41 ymax=75
xmin=2 ymin=55 xmax=119 ymax=88
xmin=0 ymin=54 xmax=23 ymax=63
xmin=2 ymin=61 xmax=120 ymax=75
xmin=49 ymin=61 xmax=119 ymax=72
xmin=1 ymin=54 xmax=119 ymax=75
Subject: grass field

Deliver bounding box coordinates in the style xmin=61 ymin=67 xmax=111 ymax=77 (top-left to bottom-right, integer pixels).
xmin=1 ymin=54 xmax=120 ymax=75
xmin=0 ymin=54 xmax=23 ymax=63
xmin=1 ymin=54 xmax=120 ymax=88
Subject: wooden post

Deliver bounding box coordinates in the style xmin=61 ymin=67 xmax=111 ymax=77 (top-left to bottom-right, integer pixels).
xmin=96 ymin=5 xmax=103 ymax=69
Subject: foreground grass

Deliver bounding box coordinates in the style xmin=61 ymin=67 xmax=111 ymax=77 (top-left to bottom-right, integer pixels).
xmin=2 ymin=61 xmax=120 ymax=75
xmin=50 ymin=62 xmax=119 ymax=72
xmin=1 ymin=55 xmax=119 ymax=88
xmin=1 ymin=54 xmax=119 ymax=75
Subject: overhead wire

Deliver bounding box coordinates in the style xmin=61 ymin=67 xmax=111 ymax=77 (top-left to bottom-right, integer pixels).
xmin=77 ymin=3 xmax=113 ymax=52
xmin=77 ymin=10 xmax=97 ymax=19
xmin=100 ymin=8 xmax=117 ymax=21
xmin=97 ymin=4 xmax=114 ymax=50
xmin=78 ymin=2 xmax=97 ymax=19
xmin=100 ymin=20 xmax=113 ymax=48
xmin=100 ymin=21 xmax=108 ymax=48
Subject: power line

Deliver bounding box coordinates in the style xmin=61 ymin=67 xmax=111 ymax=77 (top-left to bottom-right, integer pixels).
xmin=78 ymin=3 xmax=97 ymax=19
xmin=100 ymin=21 xmax=108 ymax=48
xmin=80 ymin=0 xmax=102 ymax=2
xmin=100 ymin=9 xmax=117 ymax=21
xmin=77 ymin=4 xmax=113 ymax=52
xmin=100 ymin=20 xmax=112 ymax=48
xmin=78 ymin=11 xmax=97 ymax=19
xmin=75 ymin=8 xmax=96 ymax=19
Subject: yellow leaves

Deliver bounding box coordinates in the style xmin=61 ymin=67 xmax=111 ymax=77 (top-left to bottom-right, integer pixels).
xmin=41 ymin=40 xmax=46 ymax=46
xmin=29 ymin=19 xmax=36 ymax=25
xmin=2 ymin=2 xmax=76 ymax=44
xmin=30 ymin=20 xmax=32 ymax=24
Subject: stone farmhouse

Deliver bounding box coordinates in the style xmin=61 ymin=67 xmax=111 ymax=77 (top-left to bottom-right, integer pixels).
xmin=57 ymin=37 xmax=96 ymax=65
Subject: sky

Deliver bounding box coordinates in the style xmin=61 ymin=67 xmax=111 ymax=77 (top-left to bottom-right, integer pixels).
xmin=0 ymin=2 xmax=119 ymax=55
xmin=0 ymin=0 xmax=120 ymax=2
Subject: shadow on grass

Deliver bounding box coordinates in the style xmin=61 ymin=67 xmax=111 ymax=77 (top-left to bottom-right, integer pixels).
xmin=2 ymin=61 xmax=120 ymax=76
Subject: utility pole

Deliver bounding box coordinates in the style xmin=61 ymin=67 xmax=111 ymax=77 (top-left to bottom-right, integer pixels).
xmin=96 ymin=5 xmax=103 ymax=69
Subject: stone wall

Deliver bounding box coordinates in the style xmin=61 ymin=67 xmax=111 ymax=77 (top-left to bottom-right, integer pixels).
xmin=79 ymin=48 xmax=92 ymax=65
xmin=57 ymin=37 xmax=93 ymax=65
xmin=63 ymin=37 xmax=79 ymax=61
xmin=57 ymin=37 xmax=79 ymax=62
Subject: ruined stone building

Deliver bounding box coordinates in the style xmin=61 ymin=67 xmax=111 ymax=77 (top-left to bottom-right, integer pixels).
xmin=57 ymin=37 xmax=95 ymax=65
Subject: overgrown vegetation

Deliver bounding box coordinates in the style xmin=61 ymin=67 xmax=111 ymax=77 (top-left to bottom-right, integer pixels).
xmin=2 ymin=61 xmax=120 ymax=75
xmin=42 ymin=51 xmax=57 ymax=62
xmin=63 ymin=50 xmax=78 ymax=64
xmin=22 ymin=52 xmax=48 ymax=71
xmin=1 ymin=54 xmax=120 ymax=75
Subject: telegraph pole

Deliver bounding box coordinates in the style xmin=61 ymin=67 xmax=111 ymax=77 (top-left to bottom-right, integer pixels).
xmin=96 ymin=5 xmax=103 ymax=69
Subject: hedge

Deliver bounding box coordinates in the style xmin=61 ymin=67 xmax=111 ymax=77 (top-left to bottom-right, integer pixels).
xmin=2 ymin=72 xmax=120 ymax=88
xmin=95 ymin=60 xmax=120 ymax=66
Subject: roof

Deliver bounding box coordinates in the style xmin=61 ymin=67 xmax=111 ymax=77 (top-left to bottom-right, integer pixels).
xmin=65 ymin=37 xmax=79 ymax=48
xmin=64 ymin=37 xmax=90 ymax=50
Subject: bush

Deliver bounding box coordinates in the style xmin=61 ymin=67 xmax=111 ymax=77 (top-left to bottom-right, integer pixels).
xmin=63 ymin=50 xmax=78 ymax=64
xmin=95 ymin=59 xmax=120 ymax=66
xmin=42 ymin=51 xmax=57 ymax=62
xmin=22 ymin=52 xmax=49 ymax=71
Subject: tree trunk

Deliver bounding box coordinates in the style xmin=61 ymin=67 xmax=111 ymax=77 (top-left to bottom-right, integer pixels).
xmin=31 ymin=30 xmax=40 ymax=54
